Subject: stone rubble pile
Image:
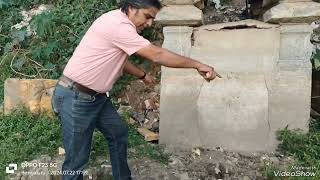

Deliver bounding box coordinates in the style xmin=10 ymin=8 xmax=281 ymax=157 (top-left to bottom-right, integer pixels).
xmin=116 ymin=80 xmax=161 ymax=141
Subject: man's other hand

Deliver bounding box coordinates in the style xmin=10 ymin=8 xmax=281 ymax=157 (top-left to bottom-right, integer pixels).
xmin=142 ymin=74 xmax=156 ymax=85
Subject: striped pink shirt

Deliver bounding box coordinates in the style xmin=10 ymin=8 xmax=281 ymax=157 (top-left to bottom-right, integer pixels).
xmin=63 ymin=9 xmax=150 ymax=93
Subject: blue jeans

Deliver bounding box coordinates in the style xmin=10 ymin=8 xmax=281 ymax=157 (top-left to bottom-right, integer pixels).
xmin=51 ymin=83 xmax=131 ymax=180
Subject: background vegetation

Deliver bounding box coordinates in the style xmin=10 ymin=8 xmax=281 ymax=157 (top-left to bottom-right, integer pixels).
xmin=0 ymin=0 xmax=165 ymax=179
xmin=0 ymin=0 xmax=158 ymax=103
xmin=0 ymin=0 xmax=319 ymax=179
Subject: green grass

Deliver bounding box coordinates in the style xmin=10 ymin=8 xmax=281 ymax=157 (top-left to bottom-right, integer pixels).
xmin=262 ymin=118 xmax=320 ymax=179
xmin=0 ymin=109 xmax=169 ymax=179
xmin=0 ymin=109 xmax=62 ymax=179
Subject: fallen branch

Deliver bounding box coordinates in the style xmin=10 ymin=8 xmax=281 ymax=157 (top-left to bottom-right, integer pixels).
xmin=10 ymin=52 xmax=37 ymax=78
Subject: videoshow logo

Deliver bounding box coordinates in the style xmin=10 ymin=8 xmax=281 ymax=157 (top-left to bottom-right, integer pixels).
xmin=6 ymin=163 xmax=17 ymax=174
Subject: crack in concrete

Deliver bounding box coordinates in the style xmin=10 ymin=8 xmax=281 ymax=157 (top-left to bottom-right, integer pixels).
xmin=196 ymin=79 xmax=205 ymax=146
xmin=264 ymin=75 xmax=271 ymax=133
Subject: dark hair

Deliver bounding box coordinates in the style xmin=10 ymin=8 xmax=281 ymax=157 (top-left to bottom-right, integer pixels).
xmin=120 ymin=0 xmax=162 ymax=14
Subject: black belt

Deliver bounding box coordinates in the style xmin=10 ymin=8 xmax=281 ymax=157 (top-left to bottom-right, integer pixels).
xmin=58 ymin=75 xmax=105 ymax=96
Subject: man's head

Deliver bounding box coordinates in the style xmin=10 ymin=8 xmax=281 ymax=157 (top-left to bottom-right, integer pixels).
xmin=121 ymin=0 xmax=162 ymax=33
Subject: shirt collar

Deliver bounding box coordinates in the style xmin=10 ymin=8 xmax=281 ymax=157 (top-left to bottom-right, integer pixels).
xmin=119 ymin=9 xmax=136 ymax=28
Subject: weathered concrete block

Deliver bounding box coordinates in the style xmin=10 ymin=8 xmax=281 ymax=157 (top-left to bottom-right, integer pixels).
xmin=160 ymin=20 xmax=281 ymax=151
xmin=155 ymin=5 xmax=203 ymax=26
xmin=191 ymin=23 xmax=279 ymax=151
xmin=160 ymin=20 xmax=312 ymax=152
xmin=279 ymin=24 xmax=313 ymax=61
xmin=162 ymin=26 xmax=193 ymax=57
xmin=160 ymin=76 xmax=203 ymax=147
xmin=263 ymin=2 xmax=320 ymax=23
xmin=268 ymin=61 xmax=311 ymax=147
xmin=161 ymin=26 xmax=194 ymax=78
xmin=268 ymin=24 xmax=313 ymax=136
xmin=267 ymin=24 xmax=313 ymax=142
xmin=160 ymin=26 xmax=203 ymax=146
xmin=192 ymin=20 xmax=280 ymax=78
xmin=160 ymin=0 xmax=205 ymax=9
xmin=197 ymin=74 xmax=271 ymax=151
xmin=4 ymin=78 xmax=57 ymax=115
xmin=269 ymin=62 xmax=311 ymax=131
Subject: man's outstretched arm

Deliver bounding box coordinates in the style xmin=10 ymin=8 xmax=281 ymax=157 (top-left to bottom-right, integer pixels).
xmin=136 ymin=44 xmax=221 ymax=81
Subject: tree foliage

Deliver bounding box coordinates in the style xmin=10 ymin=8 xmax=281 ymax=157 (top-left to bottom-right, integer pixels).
xmin=0 ymin=0 xmax=160 ymax=101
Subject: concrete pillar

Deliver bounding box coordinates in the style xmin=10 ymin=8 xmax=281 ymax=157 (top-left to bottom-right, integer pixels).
xmin=160 ymin=26 xmax=203 ymax=147
xmin=263 ymin=0 xmax=320 ymax=23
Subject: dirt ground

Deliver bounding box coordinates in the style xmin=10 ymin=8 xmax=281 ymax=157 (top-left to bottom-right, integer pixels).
xmin=11 ymin=145 xmax=293 ymax=180
xmin=129 ymin=147 xmax=292 ymax=180
xmin=81 ymin=146 xmax=292 ymax=180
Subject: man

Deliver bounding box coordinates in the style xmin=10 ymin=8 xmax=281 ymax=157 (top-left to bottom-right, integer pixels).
xmin=51 ymin=0 xmax=221 ymax=179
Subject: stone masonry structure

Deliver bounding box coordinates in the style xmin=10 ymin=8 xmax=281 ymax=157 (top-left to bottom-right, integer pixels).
xmin=156 ymin=0 xmax=319 ymax=151
xmin=4 ymin=79 xmax=57 ymax=115
xmin=2 ymin=0 xmax=318 ymax=152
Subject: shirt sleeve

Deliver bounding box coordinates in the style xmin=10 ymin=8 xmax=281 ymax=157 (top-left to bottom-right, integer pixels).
xmin=112 ymin=23 xmax=151 ymax=56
